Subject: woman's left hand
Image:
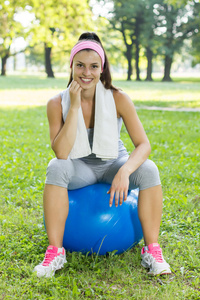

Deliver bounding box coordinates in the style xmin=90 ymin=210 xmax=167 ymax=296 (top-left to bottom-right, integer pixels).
xmin=107 ymin=168 xmax=130 ymax=207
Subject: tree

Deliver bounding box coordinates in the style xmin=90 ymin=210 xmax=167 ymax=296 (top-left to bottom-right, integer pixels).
xmin=0 ymin=0 xmax=25 ymax=75
xmin=191 ymin=1 xmax=200 ymax=66
xmin=27 ymin=0 xmax=93 ymax=77
xmin=112 ymin=0 xmax=146 ymax=81
xmin=140 ymin=0 xmax=161 ymax=81
xmin=97 ymin=0 xmax=145 ymax=81
xmin=89 ymin=16 xmax=125 ymax=71
xmin=192 ymin=31 xmax=200 ymax=67
xmin=155 ymin=1 xmax=198 ymax=81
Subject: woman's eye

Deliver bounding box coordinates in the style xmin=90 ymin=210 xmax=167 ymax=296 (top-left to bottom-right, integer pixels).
xmin=77 ymin=64 xmax=83 ymax=67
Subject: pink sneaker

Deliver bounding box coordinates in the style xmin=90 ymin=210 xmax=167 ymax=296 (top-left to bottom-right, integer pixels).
xmin=141 ymin=243 xmax=171 ymax=275
xmin=34 ymin=245 xmax=67 ymax=277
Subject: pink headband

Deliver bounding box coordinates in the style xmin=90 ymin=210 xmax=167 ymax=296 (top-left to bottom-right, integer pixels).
xmin=70 ymin=41 xmax=105 ymax=71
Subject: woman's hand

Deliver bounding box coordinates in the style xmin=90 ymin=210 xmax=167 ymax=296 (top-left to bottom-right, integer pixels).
xmin=69 ymin=81 xmax=82 ymax=109
xmin=107 ymin=168 xmax=130 ymax=207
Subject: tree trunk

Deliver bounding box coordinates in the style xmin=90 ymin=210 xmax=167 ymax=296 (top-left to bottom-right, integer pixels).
xmin=126 ymin=45 xmax=133 ymax=81
xmin=162 ymin=55 xmax=173 ymax=82
xmin=1 ymin=53 xmax=9 ymax=76
xmin=135 ymin=19 xmax=141 ymax=81
xmin=135 ymin=41 xmax=140 ymax=81
xmin=121 ymin=25 xmax=133 ymax=81
xmin=145 ymin=47 xmax=153 ymax=81
xmin=135 ymin=40 xmax=141 ymax=81
xmin=45 ymin=44 xmax=54 ymax=78
xmin=13 ymin=54 xmax=17 ymax=71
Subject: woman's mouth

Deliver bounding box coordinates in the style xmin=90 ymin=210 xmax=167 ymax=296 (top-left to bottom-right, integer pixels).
xmin=80 ymin=78 xmax=93 ymax=84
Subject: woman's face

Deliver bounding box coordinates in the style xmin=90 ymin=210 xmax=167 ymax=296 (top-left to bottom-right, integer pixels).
xmin=72 ymin=50 xmax=102 ymax=90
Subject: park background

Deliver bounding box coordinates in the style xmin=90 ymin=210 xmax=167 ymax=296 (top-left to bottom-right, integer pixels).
xmin=0 ymin=0 xmax=200 ymax=299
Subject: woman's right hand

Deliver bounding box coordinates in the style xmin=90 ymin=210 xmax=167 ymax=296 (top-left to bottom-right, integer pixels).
xmin=69 ymin=81 xmax=82 ymax=109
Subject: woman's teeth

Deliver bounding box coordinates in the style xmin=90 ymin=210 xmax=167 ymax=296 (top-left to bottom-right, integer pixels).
xmin=81 ymin=78 xmax=92 ymax=82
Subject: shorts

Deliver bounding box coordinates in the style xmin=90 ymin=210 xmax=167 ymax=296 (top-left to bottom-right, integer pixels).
xmin=45 ymin=155 xmax=161 ymax=191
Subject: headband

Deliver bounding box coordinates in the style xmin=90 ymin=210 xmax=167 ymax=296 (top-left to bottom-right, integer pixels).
xmin=70 ymin=41 xmax=105 ymax=71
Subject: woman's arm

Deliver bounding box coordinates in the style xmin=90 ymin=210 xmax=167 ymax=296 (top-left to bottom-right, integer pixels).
xmin=47 ymin=81 xmax=82 ymax=159
xmin=108 ymin=90 xmax=151 ymax=206
xmin=115 ymin=89 xmax=151 ymax=173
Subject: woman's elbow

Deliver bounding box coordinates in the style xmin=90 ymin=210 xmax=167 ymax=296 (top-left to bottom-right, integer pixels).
xmin=147 ymin=141 xmax=151 ymax=155
xmin=52 ymin=145 xmax=69 ymax=160
xmin=144 ymin=140 xmax=151 ymax=157
xmin=141 ymin=141 xmax=151 ymax=158
xmin=55 ymin=153 xmax=69 ymax=160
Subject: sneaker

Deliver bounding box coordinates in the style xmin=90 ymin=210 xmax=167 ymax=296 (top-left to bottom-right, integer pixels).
xmin=141 ymin=243 xmax=171 ymax=275
xmin=33 ymin=245 xmax=67 ymax=277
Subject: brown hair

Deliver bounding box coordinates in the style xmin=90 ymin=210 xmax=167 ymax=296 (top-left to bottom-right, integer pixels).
xmin=67 ymin=32 xmax=118 ymax=91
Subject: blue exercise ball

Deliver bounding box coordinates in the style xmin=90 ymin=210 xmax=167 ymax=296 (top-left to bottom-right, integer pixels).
xmin=62 ymin=183 xmax=143 ymax=255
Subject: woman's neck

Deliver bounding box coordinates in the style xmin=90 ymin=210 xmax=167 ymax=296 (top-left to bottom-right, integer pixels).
xmin=81 ymin=86 xmax=96 ymax=102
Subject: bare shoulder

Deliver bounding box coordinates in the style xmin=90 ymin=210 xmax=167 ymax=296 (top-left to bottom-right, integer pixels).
xmin=47 ymin=93 xmax=62 ymax=110
xmin=113 ymin=89 xmax=132 ymax=103
xmin=113 ymin=89 xmax=135 ymax=118
xmin=47 ymin=93 xmax=62 ymax=116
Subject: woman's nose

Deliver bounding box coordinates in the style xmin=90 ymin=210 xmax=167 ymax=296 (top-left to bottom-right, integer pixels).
xmin=83 ymin=67 xmax=91 ymax=76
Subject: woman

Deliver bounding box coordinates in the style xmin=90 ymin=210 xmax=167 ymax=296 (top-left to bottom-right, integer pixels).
xmin=34 ymin=32 xmax=171 ymax=277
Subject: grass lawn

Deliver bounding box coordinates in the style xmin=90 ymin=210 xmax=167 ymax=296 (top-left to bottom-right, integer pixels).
xmin=0 ymin=75 xmax=200 ymax=299
xmin=0 ymin=74 xmax=200 ymax=108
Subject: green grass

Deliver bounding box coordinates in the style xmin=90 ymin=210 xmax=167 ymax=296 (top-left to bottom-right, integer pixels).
xmin=0 ymin=74 xmax=200 ymax=108
xmin=113 ymin=80 xmax=200 ymax=108
xmin=0 ymin=75 xmax=200 ymax=299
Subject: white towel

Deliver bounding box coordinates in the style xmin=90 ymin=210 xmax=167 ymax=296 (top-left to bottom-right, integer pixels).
xmin=61 ymin=80 xmax=118 ymax=160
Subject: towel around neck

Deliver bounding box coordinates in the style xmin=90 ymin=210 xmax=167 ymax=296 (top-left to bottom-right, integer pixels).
xmin=61 ymin=80 xmax=118 ymax=160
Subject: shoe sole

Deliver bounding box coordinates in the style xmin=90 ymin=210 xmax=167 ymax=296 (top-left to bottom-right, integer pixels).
xmin=141 ymin=261 xmax=171 ymax=276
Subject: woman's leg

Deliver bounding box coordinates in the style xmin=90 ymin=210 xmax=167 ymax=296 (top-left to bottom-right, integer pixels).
xmin=44 ymin=157 xmax=97 ymax=247
xmin=128 ymin=160 xmax=171 ymax=274
xmin=43 ymin=184 xmax=69 ymax=248
xmin=101 ymin=157 xmax=171 ymax=275
xmin=102 ymin=158 xmax=162 ymax=245
xmin=128 ymin=159 xmax=162 ymax=245
xmin=34 ymin=157 xmax=98 ymax=277
xmin=138 ymin=185 xmax=163 ymax=246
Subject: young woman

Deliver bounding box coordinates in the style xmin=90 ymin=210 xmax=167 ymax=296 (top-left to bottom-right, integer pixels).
xmin=34 ymin=32 xmax=171 ymax=277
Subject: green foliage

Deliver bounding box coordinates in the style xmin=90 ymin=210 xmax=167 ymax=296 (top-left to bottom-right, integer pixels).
xmin=0 ymin=76 xmax=200 ymax=299
xmin=94 ymin=17 xmax=126 ymax=68
xmin=24 ymin=0 xmax=95 ymax=76
xmin=191 ymin=2 xmax=200 ymax=66
xmin=103 ymin=0 xmax=146 ymax=79
xmin=26 ymin=0 xmax=94 ymax=55
xmin=98 ymin=0 xmax=199 ymax=81
xmin=156 ymin=1 xmax=197 ymax=57
xmin=0 ymin=0 xmax=25 ymax=56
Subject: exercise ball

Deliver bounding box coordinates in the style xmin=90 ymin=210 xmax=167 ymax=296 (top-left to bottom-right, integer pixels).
xmin=62 ymin=183 xmax=143 ymax=255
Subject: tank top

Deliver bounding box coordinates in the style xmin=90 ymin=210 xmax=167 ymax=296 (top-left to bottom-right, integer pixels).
xmin=81 ymin=117 xmax=128 ymax=162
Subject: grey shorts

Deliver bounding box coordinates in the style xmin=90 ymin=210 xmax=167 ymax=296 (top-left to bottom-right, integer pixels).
xmin=45 ymin=155 xmax=161 ymax=191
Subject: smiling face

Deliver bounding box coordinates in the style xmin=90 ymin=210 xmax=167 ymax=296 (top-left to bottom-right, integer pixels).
xmin=72 ymin=50 xmax=102 ymax=91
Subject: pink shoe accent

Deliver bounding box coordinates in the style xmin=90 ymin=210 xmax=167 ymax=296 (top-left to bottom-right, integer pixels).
xmin=144 ymin=243 xmax=164 ymax=263
xmin=141 ymin=247 xmax=146 ymax=255
xmin=141 ymin=243 xmax=171 ymax=275
xmin=42 ymin=245 xmax=64 ymax=266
